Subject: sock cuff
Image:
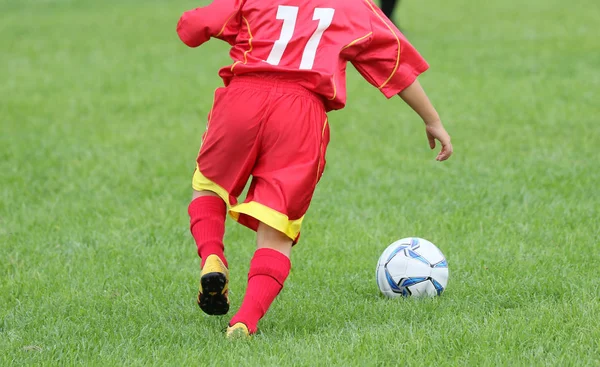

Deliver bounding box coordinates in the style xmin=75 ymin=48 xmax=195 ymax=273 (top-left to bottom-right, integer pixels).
xmin=248 ymin=248 xmax=291 ymax=286
xmin=188 ymin=196 xmax=226 ymax=221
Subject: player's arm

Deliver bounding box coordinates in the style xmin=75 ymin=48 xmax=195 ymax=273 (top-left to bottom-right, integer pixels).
xmin=350 ymin=1 xmax=429 ymax=98
xmin=398 ymin=79 xmax=452 ymax=161
xmin=177 ymin=0 xmax=243 ymax=47
xmin=350 ymin=1 xmax=452 ymax=161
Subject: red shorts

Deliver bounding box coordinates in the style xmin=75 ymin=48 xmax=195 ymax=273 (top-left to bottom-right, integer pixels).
xmin=192 ymin=76 xmax=329 ymax=241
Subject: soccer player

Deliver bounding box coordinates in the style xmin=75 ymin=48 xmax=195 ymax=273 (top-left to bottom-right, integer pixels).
xmin=177 ymin=0 xmax=452 ymax=338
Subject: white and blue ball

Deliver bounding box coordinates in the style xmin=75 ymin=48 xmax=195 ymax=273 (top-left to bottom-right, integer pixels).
xmin=376 ymin=237 xmax=449 ymax=298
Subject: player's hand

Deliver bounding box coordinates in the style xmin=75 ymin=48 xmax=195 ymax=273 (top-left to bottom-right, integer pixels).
xmin=425 ymin=121 xmax=453 ymax=161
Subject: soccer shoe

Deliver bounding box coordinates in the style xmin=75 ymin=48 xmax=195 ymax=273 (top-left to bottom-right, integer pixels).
xmin=197 ymin=254 xmax=229 ymax=315
xmin=226 ymin=322 xmax=250 ymax=339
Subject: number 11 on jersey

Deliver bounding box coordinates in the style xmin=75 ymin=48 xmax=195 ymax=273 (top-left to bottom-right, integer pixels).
xmin=266 ymin=5 xmax=335 ymax=70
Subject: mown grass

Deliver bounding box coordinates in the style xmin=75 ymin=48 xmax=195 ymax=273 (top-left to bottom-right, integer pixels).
xmin=1 ymin=0 xmax=599 ymax=365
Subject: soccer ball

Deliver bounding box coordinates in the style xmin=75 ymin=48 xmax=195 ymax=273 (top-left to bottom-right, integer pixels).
xmin=376 ymin=237 xmax=449 ymax=298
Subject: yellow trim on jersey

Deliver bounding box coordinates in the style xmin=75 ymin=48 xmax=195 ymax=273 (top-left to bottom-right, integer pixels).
xmin=231 ymin=16 xmax=254 ymax=73
xmin=341 ymin=32 xmax=373 ymax=50
xmin=216 ymin=12 xmax=236 ymax=37
xmin=230 ymin=201 xmax=304 ymax=240
xmin=363 ymin=0 xmax=401 ymax=90
xmin=192 ymin=167 xmax=231 ymax=207
xmin=242 ymin=16 xmax=254 ymax=64
xmin=329 ymin=33 xmax=373 ymax=100
xmin=329 ymin=75 xmax=337 ymax=100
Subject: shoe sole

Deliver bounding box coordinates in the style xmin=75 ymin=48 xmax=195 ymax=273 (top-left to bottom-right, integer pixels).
xmin=198 ymin=272 xmax=229 ymax=315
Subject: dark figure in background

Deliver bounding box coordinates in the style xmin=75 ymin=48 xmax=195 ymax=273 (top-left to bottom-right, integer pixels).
xmin=380 ymin=0 xmax=400 ymax=26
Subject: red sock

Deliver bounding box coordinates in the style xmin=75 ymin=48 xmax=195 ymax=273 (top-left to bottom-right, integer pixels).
xmin=229 ymin=248 xmax=291 ymax=333
xmin=188 ymin=196 xmax=228 ymax=268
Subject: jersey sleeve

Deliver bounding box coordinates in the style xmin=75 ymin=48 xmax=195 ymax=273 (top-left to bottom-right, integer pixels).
xmin=177 ymin=0 xmax=244 ymax=47
xmin=351 ymin=0 xmax=429 ymax=97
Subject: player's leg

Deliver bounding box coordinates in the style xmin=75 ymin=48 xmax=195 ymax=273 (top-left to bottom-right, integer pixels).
xmin=227 ymin=223 xmax=292 ymax=336
xmin=190 ymin=190 xmax=227 ymax=268
xmin=226 ymin=84 xmax=330 ymax=336
xmin=188 ymin=86 xmax=268 ymax=316
xmin=189 ymin=190 xmax=229 ymax=315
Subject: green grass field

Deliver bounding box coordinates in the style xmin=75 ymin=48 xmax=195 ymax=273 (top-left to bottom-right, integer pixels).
xmin=2 ymin=0 xmax=599 ymax=365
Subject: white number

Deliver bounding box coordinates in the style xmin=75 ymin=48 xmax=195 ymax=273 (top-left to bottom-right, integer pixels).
xmin=300 ymin=8 xmax=335 ymax=70
xmin=266 ymin=6 xmax=298 ymax=66
xmin=266 ymin=6 xmax=335 ymax=70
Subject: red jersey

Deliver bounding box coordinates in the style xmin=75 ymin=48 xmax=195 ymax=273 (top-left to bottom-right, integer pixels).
xmin=177 ymin=0 xmax=429 ymax=111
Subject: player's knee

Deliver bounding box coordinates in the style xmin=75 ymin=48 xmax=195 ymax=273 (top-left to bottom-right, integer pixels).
xmin=256 ymin=222 xmax=293 ymax=257
xmin=192 ymin=189 xmax=221 ymax=200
